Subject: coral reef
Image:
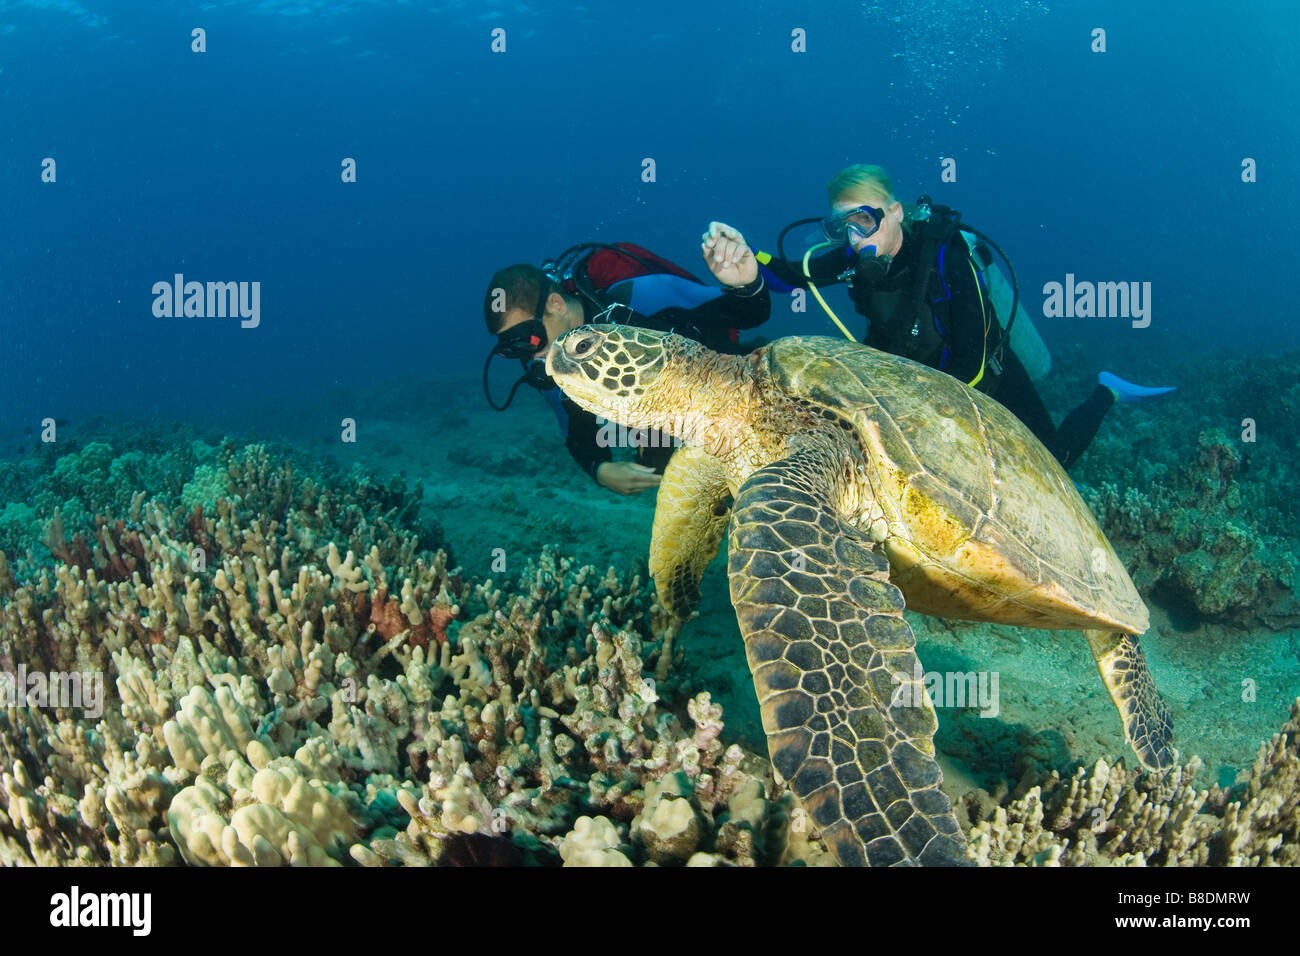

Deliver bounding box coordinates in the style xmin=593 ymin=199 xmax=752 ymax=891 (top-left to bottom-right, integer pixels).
xmin=1082 ymin=429 xmax=1299 ymax=628
xmin=1 ymin=438 xmax=1297 ymax=866
xmin=1034 ymin=345 xmax=1300 ymax=630
xmin=0 ymin=441 xmax=810 ymax=867
xmin=962 ymin=698 xmax=1300 ymax=866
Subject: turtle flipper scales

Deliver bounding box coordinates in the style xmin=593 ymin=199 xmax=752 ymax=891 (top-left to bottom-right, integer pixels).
xmin=1085 ymin=629 xmax=1176 ymax=770
xmin=728 ymin=447 xmax=972 ymax=866
xmin=650 ymin=445 xmax=732 ymax=623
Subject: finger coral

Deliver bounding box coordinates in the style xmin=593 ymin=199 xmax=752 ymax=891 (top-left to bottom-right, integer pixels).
xmin=964 ymin=697 xmax=1300 ymax=866
xmin=2 ymin=438 xmax=1296 ymax=866
xmin=0 ymin=440 xmax=805 ymax=866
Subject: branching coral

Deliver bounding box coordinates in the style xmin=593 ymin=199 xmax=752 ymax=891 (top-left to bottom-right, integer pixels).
xmin=0 ymin=441 xmax=805 ymax=867
xmin=2 ymin=440 xmax=1296 ymax=866
xmin=964 ymin=698 xmax=1300 ymax=866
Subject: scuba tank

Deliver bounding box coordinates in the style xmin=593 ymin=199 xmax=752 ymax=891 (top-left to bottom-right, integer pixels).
xmin=959 ymin=229 xmax=1051 ymax=382
xmin=908 ymin=198 xmax=1050 ymax=382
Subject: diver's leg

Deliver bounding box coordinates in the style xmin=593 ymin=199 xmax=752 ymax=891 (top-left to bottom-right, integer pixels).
xmin=1052 ymin=385 xmax=1116 ymax=468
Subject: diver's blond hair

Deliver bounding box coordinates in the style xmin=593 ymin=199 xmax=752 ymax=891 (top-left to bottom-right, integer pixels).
xmin=826 ymin=164 xmax=896 ymax=206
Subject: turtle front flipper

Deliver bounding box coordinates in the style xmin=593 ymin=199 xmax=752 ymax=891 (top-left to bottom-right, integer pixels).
xmin=1085 ymin=629 xmax=1176 ymax=770
xmin=650 ymin=445 xmax=732 ymax=623
xmin=728 ymin=447 xmax=972 ymax=866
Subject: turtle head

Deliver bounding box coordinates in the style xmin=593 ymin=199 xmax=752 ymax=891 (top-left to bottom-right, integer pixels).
xmin=546 ymin=324 xmax=752 ymax=452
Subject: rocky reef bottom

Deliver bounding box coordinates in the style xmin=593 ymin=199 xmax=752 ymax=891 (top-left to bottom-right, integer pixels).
xmin=1 ymin=438 xmax=1297 ymax=866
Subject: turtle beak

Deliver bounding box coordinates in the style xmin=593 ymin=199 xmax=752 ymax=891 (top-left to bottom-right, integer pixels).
xmin=546 ymin=328 xmax=597 ymax=410
xmin=544 ymin=336 xmax=574 ymax=381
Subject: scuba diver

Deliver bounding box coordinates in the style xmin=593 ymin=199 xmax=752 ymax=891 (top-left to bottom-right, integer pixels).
xmin=703 ymin=164 xmax=1175 ymax=469
xmin=482 ymin=232 xmax=770 ymax=495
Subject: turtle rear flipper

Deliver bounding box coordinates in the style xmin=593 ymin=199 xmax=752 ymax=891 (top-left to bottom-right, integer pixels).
xmin=729 ymin=447 xmax=972 ymax=866
xmin=650 ymin=445 xmax=732 ymax=622
xmin=1085 ymin=629 xmax=1176 ymax=770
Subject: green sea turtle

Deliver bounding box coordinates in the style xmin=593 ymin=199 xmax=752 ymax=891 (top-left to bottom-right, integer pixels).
xmin=546 ymin=326 xmax=1174 ymax=866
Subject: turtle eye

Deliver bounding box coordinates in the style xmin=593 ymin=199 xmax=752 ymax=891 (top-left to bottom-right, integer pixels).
xmin=567 ymin=331 xmax=598 ymax=358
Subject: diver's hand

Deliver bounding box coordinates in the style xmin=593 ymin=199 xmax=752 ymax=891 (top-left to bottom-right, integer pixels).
xmin=701 ymin=221 xmax=758 ymax=287
xmin=596 ymin=461 xmax=662 ymax=495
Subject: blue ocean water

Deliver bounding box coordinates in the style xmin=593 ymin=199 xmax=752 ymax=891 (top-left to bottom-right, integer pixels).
xmin=1 ymin=0 xmax=1296 ymax=428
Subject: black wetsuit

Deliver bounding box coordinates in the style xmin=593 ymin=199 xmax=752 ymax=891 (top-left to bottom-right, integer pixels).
xmin=549 ymin=271 xmax=770 ymax=481
xmin=759 ymin=226 xmax=1113 ymax=468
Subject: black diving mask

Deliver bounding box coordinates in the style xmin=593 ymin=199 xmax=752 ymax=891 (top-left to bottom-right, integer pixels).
xmin=483 ymin=280 xmax=558 ymax=410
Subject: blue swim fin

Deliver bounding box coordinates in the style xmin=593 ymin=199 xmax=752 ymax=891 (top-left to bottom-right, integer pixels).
xmin=1098 ymin=371 xmax=1177 ymax=404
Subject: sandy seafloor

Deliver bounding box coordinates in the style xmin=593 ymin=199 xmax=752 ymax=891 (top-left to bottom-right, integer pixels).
xmin=192 ymin=344 xmax=1300 ymax=803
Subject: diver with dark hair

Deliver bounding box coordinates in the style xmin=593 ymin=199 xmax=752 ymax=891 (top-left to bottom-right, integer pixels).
xmin=703 ymin=164 xmax=1174 ymax=469
xmin=482 ymin=232 xmax=770 ymax=495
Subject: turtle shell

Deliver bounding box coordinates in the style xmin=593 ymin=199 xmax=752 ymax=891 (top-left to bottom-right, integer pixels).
xmin=762 ymin=336 xmax=1148 ymax=634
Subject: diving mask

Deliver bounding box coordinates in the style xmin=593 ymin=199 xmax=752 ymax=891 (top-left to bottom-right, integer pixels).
xmin=483 ymin=280 xmax=557 ymax=410
xmin=821 ymin=205 xmax=885 ymax=245
xmin=493 ymin=316 xmax=549 ymax=361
